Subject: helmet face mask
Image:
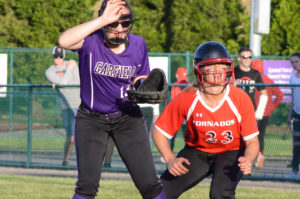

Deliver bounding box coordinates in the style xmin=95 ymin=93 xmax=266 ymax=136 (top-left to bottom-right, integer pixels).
xmin=193 ymin=41 xmax=235 ymax=85
xmin=196 ymin=65 xmax=234 ymax=84
xmin=103 ymin=17 xmax=133 ymax=45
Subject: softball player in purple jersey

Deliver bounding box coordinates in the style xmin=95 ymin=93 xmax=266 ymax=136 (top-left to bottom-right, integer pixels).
xmin=59 ymin=0 xmax=165 ymax=198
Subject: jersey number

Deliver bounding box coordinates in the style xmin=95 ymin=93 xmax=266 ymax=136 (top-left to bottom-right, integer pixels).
xmin=205 ymin=131 xmax=233 ymax=144
xmin=120 ymin=84 xmax=131 ymax=98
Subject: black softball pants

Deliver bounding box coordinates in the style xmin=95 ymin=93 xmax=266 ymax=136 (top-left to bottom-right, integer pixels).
xmin=73 ymin=107 xmax=163 ymax=199
xmin=161 ymin=145 xmax=244 ymax=199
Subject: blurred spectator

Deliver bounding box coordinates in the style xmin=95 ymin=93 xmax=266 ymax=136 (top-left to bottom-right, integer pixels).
xmin=45 ymin=46 xmax=80 ymax=166
xmin=171 ymin=67 xmax=190 ymax=100
xmin=285 ymin=52 xmax=300 ymax=180
xmin=252 ymin=60 xmax=284 ymax=168
xmin=234 ymin=47 xmax=268 ymax=169
xmin=169 ymin=67 xmax=190 ymax=151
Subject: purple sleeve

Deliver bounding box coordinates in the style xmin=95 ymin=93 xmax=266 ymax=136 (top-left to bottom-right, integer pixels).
xmin=135 ymin=38 xmax=150 ymax=77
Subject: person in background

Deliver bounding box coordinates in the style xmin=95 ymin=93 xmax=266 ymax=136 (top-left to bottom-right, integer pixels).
xmin=45 ymin=46 xmax=81 ymax=166
xmin=252 ymin=60 xmax=284 ymax=168
xmin=58 ymin=0 xmax=165 ymax=198
xmin=234 ymin=47 xmax=268 ymax=169
xmin=169 ymin=67 xmax=190 ymax=151
xmin=285 ymin=52 xmax=300 ymax=180
xmin=152 ymin=41 xmax=259 ymax=199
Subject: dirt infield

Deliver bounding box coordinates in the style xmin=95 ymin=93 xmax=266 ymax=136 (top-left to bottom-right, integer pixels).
xmin=0 ymin=166 xmax=299 ymax=190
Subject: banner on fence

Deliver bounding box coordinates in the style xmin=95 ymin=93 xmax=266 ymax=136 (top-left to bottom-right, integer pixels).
xmin=263 ymin=60 xmax=295 ymax=103
xmin=0 ymin=54 xmax=7 ymax=97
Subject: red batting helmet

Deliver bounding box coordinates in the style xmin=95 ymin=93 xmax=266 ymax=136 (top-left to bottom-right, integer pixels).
xmin=193 ymin=41 xmax=235 ymax=84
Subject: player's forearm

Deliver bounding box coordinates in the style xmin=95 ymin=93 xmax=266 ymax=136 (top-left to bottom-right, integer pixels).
xmin=59 ymin=17 xmax=108 ymax=50
xmin=244 ymin=136 xmax=259 ymax=164
xmin=45 ymin=70 xmax=62 ymax=84
xmin=255 ymin=94 xmax=268 ymax=120
xmin=152 ymin=127 xmax=175 ymax=163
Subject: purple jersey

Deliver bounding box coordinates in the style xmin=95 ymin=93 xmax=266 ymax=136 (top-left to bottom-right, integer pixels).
xmin=77 ymin=30 xmax=150 ymax=113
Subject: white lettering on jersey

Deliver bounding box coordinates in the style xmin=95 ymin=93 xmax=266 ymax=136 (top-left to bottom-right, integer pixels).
xmin=193 ymin=119 xmax=235 ymax=127
xmin=236 ymin=78 xmax=255 ymax=93
xmin=94 ymin=62 xmax=137 ymax=79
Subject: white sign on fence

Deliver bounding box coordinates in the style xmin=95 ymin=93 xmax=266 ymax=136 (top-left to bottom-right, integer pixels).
xmin=149 ymin=56 xmax=169 ymax=82
xmin=0 ymin=54 xmax=8 ymax=97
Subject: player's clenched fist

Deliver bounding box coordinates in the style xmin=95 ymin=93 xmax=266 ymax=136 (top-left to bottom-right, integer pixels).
xmin=238 ymin=156 xmax=252 ymax=175
xmin=167 ymin=157 xmax=190 ymax=176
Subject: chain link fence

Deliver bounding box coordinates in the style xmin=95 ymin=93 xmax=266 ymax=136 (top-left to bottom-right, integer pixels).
xmin=0 ymin=84 xmax=298 ymax=182
xmin=0 ymin=47 xmax=298 ymax=181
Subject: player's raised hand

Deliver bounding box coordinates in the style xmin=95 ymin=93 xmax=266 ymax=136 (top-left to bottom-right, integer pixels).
xmin=167 ymin=157 xmax=190 ymax=177
xmin=100 ymin=0 xmax=126 ymax=25
xmin=238 ymin=156 xmax=252 ymax=175
xmin=66 ymin=60 xmax=76 ymax=68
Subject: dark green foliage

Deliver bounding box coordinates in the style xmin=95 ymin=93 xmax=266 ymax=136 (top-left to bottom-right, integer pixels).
xmin=0 ymin=0 xmax=97 ymax=48
xmin=131 ymin=0 xmax=166 ymax=52
xmin=131 ymin=0 xmax=248 ymax=54
xmin=269 ymin=103 xmax=291 ymax=126
xmin=166 ymin=0 xmax=248 ymax=54
xmin=262 ymin=0 xmax=300 ymax=56
xmin=0 ymin=0 xmax=298 ymax=55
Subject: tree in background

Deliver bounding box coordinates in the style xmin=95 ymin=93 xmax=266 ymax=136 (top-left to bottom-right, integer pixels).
xmin=262 ymin=0 xmax=300 ymax=56
xmin=131 ymin=0 xmax=249 ymax=55
xmin=0 ymin=0 xmax=298 ymax=56
xmin=0 ymin=0 xmax=97 ymax=48
xmin=131 ymin=0 xmax=167 ymax=52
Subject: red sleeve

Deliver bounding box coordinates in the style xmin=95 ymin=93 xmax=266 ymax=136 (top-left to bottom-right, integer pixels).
xmin=272 ymin=85 xmax=284 ymax=109
xmin=231 ymin=85 xmax=258 ymax=140
xmin=154 ymin=92 xmax=190 ymax=138
xmin=265 ymin=76 xmax=284 ymax=113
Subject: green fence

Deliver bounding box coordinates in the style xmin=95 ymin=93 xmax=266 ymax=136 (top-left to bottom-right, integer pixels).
xmin=0 ymin=84 xmax=299 ymax=182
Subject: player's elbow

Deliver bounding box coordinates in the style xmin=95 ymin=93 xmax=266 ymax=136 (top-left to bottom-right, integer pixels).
xmin=58 ymin=36 xmax=68 ymax=49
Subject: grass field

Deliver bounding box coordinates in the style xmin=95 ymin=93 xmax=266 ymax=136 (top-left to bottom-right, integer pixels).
xmin=0 ymin=174 xmax=299 ymax=199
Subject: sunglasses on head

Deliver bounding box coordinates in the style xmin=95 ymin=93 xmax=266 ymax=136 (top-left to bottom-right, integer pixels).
xmin=53 ymin=54 xmax=64 ymax=59
xmin=107 ymin=20 xmax=132 ymax=29
xmin=240 ymin=55 xmax=252 ymax=59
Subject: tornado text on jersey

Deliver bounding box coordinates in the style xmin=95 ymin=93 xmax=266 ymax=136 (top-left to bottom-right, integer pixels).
xmin=193 ymin=119 xmax=235 ymax=127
